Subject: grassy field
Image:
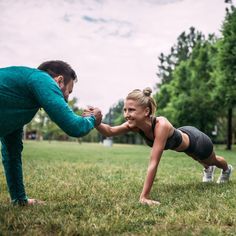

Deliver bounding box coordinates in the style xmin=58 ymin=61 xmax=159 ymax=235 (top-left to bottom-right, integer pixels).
xmin=0 ymin=141 xmax=235 ymax=236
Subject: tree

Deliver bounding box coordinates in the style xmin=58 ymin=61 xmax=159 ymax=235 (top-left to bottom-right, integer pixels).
xmin=173 ymin=39 xmax=218 ymax=133
xmin=156 ymin=27 xmax=206 ymax=110
xmin=218 ymin=3 xmax=236 ymax=149
xmin=155 ymin=31 xmax=220 ymax=136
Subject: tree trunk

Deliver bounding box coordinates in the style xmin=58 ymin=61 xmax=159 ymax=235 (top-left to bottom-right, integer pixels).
xmin=226 ymin=107 xmax=232 ymax=150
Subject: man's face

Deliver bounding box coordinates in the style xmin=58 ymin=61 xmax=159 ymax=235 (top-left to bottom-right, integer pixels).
xmin=55 ymin=76 xmax=74 ymax=102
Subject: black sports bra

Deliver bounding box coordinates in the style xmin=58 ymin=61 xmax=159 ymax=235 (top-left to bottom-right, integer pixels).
xmin=139 ymin=117 xmax=182 ymax=150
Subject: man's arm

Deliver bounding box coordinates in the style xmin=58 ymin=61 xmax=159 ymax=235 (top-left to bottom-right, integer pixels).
xmin=28 ymin=72 xmax=99 ymax=137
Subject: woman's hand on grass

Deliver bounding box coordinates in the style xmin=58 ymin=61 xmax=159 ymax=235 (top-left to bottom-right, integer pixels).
xmin=139 ymin=197 xmax=160 ymax=205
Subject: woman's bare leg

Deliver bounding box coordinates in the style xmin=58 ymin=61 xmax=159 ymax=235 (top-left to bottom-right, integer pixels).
xmin=186 ymin=153 xmax=209 ymax=169
xmin=186 ymin=152 xmax=230 ymax=182
xmin=199 ymin=152 xmax=233 ymax=183
xmin=200 ymin=152 xmax=228 ymax=171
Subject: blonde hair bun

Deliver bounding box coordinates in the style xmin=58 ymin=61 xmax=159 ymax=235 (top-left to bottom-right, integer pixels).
xmin=143 ymin=87 xmax=152 ymax=96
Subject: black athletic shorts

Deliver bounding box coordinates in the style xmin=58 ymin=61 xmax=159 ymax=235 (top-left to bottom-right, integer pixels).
xmin=178 ymin=126 xmax=213 ymax=160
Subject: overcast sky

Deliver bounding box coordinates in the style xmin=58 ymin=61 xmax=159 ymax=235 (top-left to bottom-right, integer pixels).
xmin=0 ymin=0 xmax=232 ymax=114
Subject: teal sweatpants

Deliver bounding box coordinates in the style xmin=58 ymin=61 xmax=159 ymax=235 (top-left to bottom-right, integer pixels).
xmin=1 ymin=128 xmax=28 ymax=204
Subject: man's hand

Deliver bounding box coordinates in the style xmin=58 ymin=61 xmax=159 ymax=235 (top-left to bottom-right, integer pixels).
xmin=139 ymin=197 xmax=160 ymax=205
xmin=93 ymin=108 xmax=102 ymax=126
xmin=82 ymin=106 xmax=94 ymax=117
xmin=27 ymin=198 xmax=46 ymax=205
xmin=82 ymin=106 xmax=102 ymax=126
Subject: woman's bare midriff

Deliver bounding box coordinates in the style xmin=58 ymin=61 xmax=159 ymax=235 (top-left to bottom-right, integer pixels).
xmin=174 ymin=130 xmax=190 ymax=152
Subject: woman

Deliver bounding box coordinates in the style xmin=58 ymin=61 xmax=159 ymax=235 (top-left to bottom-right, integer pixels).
xmin=95 ymin=88 xmax=233 ymax=205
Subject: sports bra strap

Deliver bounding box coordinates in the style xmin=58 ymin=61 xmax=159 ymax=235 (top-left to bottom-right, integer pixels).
xmin=151 ymin=116 xmax=157 ymax=133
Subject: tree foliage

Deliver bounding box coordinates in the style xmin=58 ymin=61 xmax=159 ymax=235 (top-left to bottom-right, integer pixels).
xmin=217 ymin=4 xmax=236 ymax=148
xmin=155 ymin=28 xmax=219 ymax=135
xmin=218 ymin=5 xmax=236 ymax=107
xmin=156 ymin=27 xmax=205 ymax=87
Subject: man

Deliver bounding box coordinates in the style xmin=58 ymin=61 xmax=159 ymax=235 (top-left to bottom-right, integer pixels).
xmin=0 ymin=60 xmax=102 ymax=205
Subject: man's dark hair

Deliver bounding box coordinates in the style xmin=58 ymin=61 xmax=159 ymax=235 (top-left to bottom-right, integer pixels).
xmin=37 ymin=60 xmax=77 ymax=84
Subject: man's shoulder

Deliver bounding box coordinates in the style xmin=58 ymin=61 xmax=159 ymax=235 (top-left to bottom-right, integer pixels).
xmin=27 ymin=69 xmax=60 ymax=94
xmin=26 ymin=68 xmax=54 ymax=84
xmin=0 ymin=66 xmax=42 ymax=78
xmin=1 ymin=66 xmax=35 ymax=72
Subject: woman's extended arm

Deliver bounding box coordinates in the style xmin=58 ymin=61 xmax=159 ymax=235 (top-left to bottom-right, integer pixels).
xmin=139 ymin=118 xmax=171 ymax=205
xmin=96 ymin=122 xmax=131 ymax=137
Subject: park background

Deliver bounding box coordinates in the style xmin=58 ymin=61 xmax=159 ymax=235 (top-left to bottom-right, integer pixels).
xmin=1 ymin=0 xmax=236 ymax=235
xmin=19 ymin=0 xmax=236 ymax=150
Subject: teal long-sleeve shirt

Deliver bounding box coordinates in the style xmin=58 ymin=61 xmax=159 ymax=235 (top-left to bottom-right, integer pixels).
xmin=0 ymin=66 xmax=96 ymax=137
xmin=0 ymin=66 xmax=95 ymax=203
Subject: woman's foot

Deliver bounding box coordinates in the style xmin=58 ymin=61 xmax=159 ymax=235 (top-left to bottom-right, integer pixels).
xmin=202 ymin=166 xmax=216 ymax=182
xmin=217 ymin=164 xmax=233 ymax=183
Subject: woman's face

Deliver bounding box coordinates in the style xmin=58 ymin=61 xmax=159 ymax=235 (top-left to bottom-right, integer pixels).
xmin=123 ymin=99 xmax=149 ymax=127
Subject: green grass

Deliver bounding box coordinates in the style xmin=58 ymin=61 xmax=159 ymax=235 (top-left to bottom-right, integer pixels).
xmin=0 ymin=141 xmax=235 ymax=236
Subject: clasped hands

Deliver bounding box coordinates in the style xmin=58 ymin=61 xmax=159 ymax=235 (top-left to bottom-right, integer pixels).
xmin=83 ymin=106 xmax=102 ymax=126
